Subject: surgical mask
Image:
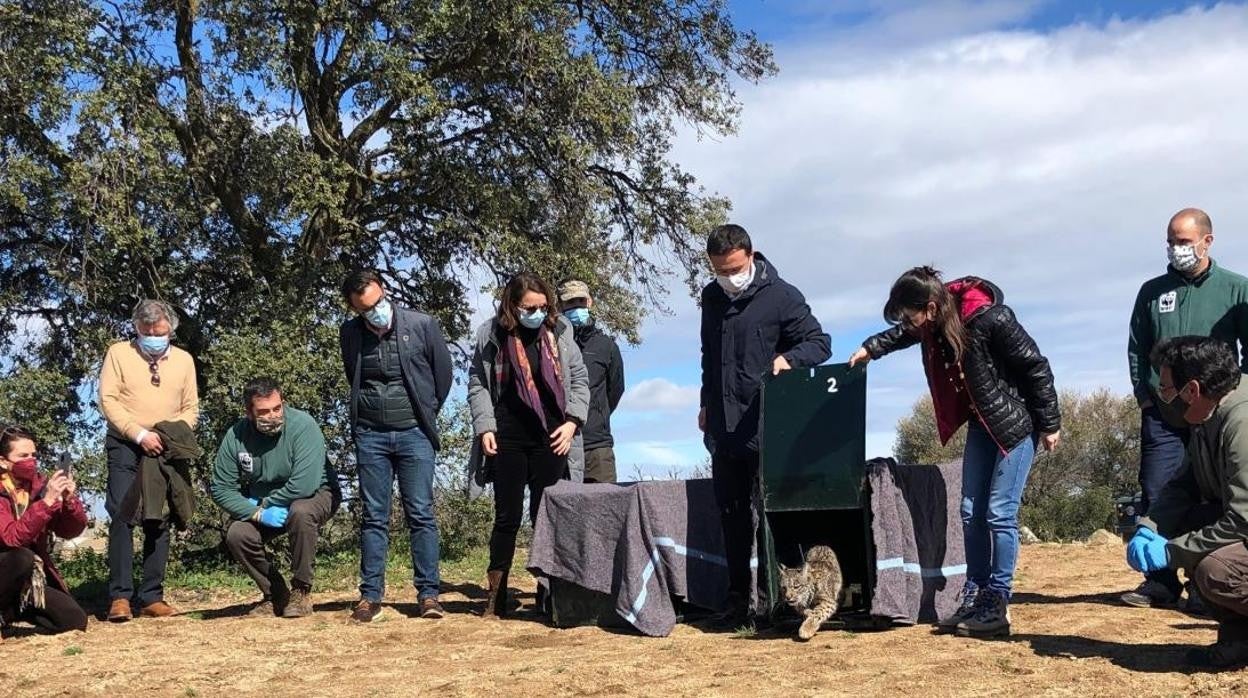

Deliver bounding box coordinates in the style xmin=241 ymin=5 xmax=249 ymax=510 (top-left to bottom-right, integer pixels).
xmin=364 ymin=298 xmax=393 ymax=328
xmin=255 ymin=415 xmax=285 ymax=436
xmin=138 ymin=334 xmax=170 ymax=355
xmin=563 ymin=308 xmax=591 ymax=327
xmin=716 ymin=261 xmax=755 ymax=296
xmin=4 ymin=457 xmax=38 ymax=484
xmin=519 ymin=308 xmax=547 ymax=329
xmin=1167 ymin=243 xmax=1202 ymax=273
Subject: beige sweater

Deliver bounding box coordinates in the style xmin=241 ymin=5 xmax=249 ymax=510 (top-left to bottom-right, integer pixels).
xmin=99 ymin=341 xmax=199 ymax=440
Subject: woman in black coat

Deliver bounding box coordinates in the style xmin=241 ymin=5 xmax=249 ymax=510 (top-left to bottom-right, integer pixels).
xmin=849 ymin=266 xmax=1061 ymax=640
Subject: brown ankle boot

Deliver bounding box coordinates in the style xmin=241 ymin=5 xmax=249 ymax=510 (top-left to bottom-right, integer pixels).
xmin=482 ymin=570 xmax=507 ymax=619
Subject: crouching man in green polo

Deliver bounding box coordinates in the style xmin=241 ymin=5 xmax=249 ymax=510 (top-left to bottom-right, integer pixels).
xmin=211 ymin=377 xmax=339 ymax=618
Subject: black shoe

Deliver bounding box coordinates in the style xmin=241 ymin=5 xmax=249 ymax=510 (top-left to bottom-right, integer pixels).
xmin=955 ymin=590 xmax=1011 ymax=639
xmin=1121 ymin=579 xmax=1179 ymax=608
xmin=937 ymin=586 xmax=981 ymax=633
xmin=1186 ymin=640 xmax=1248 ymax=668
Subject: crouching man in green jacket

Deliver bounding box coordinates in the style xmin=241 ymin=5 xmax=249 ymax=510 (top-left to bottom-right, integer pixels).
xmin=1128 ymin=336 xmax=1248 ymax=668
xmin=211 ymin=377 xmax=339 ymax=618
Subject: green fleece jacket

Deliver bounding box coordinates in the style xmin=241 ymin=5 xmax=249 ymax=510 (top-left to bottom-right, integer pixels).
xmin=1129 ymin=260 xmax=1248 ymax=413
xmin=1142 ymin=382 xmax=1248 ymax=571
xmin=210 ymin=407 xmax=329 ymax=521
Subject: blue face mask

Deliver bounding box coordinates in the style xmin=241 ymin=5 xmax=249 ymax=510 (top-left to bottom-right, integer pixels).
xmin=519 ymin=308 xmax=547 ymax=329
xmin=563 ymin=308 xmax=591 ymax=327
xmin=364 ymin=298 xmax=393 ymax=328
xmin=138 ymin=335 xmax=170 ymax=355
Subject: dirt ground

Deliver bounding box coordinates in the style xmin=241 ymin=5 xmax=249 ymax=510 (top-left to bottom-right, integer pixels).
xmin=3 ymin=540 xmax=1246 ymax=697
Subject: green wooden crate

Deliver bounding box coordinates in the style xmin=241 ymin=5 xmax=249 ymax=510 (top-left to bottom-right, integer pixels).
xmin=759 ymin=363 xmax=873 ymax=617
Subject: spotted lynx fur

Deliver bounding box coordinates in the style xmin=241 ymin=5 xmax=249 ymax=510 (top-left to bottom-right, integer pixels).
xmin=779 ymin=545 xmax=843 ymax=641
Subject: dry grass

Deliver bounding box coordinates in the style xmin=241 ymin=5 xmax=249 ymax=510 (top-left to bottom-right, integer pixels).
xmin=4 ymin=541 xmax=1247 ymax=697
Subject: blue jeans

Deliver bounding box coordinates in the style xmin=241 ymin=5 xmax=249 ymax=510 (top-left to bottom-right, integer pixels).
xmin=962 ymin=423 xmax=1037 ymax=598
xmin=1138 ymin=406 xmax=1189 ymax=594
xmin=355 ymin=425 xmax=440 ymax=602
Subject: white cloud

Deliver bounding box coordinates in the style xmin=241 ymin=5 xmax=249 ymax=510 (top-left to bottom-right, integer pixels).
xmin=632 ymin=3 xmax=1248 ymax=460
xmin=618 ymin=377 xmax=702 ymax=413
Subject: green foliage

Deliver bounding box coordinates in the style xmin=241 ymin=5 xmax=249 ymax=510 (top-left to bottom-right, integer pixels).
xmin=893 ymin=394 xmax=966 ymax=465
xmin=1021 ymin=486 xmax=1117 ymax=543
xmin=894 ymin=389 xmax=1140 ymax=541
xmin=1 ymin=0 xmax=771 ymax=562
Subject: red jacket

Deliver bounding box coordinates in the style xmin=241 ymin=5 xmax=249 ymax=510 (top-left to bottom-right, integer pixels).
xmin=0 ymin=472 xmax=88 ymax=593
xmin=921 ymin=279 xmax=995 ymax=446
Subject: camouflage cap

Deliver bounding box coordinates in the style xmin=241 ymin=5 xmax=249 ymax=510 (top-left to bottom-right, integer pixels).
xmin=558 ymin=279 xmax=591 ymax=302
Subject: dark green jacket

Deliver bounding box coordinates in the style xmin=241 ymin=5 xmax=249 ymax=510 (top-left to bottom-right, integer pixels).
xmin=1129 ymin=260 xmax=1248 ymax=416
xmin=210 ymin=407 xmax=330 ymax=522
xmin=1142 ymin=382 xmax=1248 ymax=571
xmin=121 ymin=420 xmax=201 ymax=530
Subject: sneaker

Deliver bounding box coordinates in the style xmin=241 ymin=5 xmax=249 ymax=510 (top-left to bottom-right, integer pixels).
xmin=956 ymin=590 xmax=1010 ymax=639
xmin=937 ymin=585 xmax=981 ymax=632
xmin=1121 ymin=579 xmax=1179 ymax=608
xmin=283 ymin=588 xmax=314 ymax=619
xmin=139 ymin=601 xmax=177 ymax=618
xmin=419 ymin=597 xmax=445 ymax=619
xmin=1186 ymin=639 xmax=1248 ymax=668
xmin=350 ymin=599 xmax=384 ymax=623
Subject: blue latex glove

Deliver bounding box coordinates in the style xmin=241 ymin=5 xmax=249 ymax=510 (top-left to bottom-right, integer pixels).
xmin=1127 ymin=527 xmax=1170 ymax=573
xmin=257 ymin=506 xmax=289 ymax=528
xmin=246 ymin=497 xmax=260 ymax=507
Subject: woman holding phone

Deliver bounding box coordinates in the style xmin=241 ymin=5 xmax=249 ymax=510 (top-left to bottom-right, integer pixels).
xmin=0 ymin=426 xmax=89 ymax=635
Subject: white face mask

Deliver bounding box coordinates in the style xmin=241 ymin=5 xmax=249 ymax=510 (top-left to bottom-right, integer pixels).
xmin=716 ymin=259 xmax=755 ymax=295
xmin=1168 ymin=242 xmax=1203 ymax=273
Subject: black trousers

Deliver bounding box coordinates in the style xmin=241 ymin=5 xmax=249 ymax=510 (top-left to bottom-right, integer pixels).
xmin=0 ymin=548 xmax=87 ymax=633
xmin=711 ymin=449 xmax=764 ymax=606
xmin=105 ymin=434 xmax=171 ymax=605
xmin=225 ymin=487 xmax=338 ymax=596
xmin=488 ymin=441 xmax=566 ymax=573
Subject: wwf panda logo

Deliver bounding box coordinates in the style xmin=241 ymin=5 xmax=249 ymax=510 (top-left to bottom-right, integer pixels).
xmin=238 ymin=451 xmax=254 ymax=474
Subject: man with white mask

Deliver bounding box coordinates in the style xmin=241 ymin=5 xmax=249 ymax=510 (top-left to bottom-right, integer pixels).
xmin=339 ymin=270 xmax=454 ymax=623
xmin=698 ymin=224 xmax=831 ymax=626
xmin=1124 ymin=208 xmax=1248 ymax=609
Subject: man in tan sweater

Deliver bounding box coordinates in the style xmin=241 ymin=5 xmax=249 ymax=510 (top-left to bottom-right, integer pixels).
xmin=99 ymin=299 xmax=199 ymax=622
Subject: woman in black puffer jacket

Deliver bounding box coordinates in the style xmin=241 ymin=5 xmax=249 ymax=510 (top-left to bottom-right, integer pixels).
xmin=849 ymin=266 xmax=1060 ymax=640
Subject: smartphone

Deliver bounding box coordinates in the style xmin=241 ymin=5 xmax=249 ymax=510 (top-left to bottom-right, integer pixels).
xmin=57 ymin=452 xmax=73 ymax=476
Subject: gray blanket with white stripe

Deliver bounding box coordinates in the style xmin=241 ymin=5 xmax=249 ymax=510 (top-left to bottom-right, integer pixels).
xmin=527 ymin=478 xmax=730 ymax=637
xmin=867 ymin=457 xmax=966 ymax=625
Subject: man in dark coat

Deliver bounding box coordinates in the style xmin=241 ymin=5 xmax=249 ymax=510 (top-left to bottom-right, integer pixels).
xmin=558 ymin=280 xmax=626 ymax=483
xmin=340 ymin=270 xmax=453 ymax=623
xmin=698 ymin=224 xmax=831 ymax=623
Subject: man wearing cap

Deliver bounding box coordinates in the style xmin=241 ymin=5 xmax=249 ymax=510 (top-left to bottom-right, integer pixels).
xmin=558 ymin=280 xmax=626 ymax=484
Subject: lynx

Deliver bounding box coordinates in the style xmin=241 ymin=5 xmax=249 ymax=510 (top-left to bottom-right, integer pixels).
xmin=778 ymin=545 xmax=843 ymax=641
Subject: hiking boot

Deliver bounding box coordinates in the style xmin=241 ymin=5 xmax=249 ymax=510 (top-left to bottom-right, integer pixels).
xmin=936 ymin=585 xmax=981 ymax=633
xmin=249 ymin=598 xmax=278 ymax=617
xmin=139 ymin=600 xmax=177 ymax=618
xmin=268 ymin=574 xmax=291 ymax=616
xmin=350 ymin=599 xmax=384 ymax=623
xmin=1121 ymin=579 xmax=1179 ymax=608
xmin=282 ymin=587 xmax=314 ymax=619
xmin=419 ymin=597 xmax=445 ymax=619
xmin=107 ymin=598 xmax=133 ymax=623
xmin=1182 ymin=581 xmax=1207 ymax=616
xmin=1186 ymin=639 xmax=1248 ymax=669
xmin=482 ymin=570 xmax=507 ymax=620
xmin=956 ymin=590 xmax=1011 ymax=639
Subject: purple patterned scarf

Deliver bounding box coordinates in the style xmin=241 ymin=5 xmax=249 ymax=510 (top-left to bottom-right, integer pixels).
xmin=504 ymin=328 xmax=566 ymax=431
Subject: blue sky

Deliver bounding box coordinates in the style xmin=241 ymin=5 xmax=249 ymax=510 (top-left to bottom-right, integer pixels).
xmin=516 ymin=0 xmax=1248 ymax=477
